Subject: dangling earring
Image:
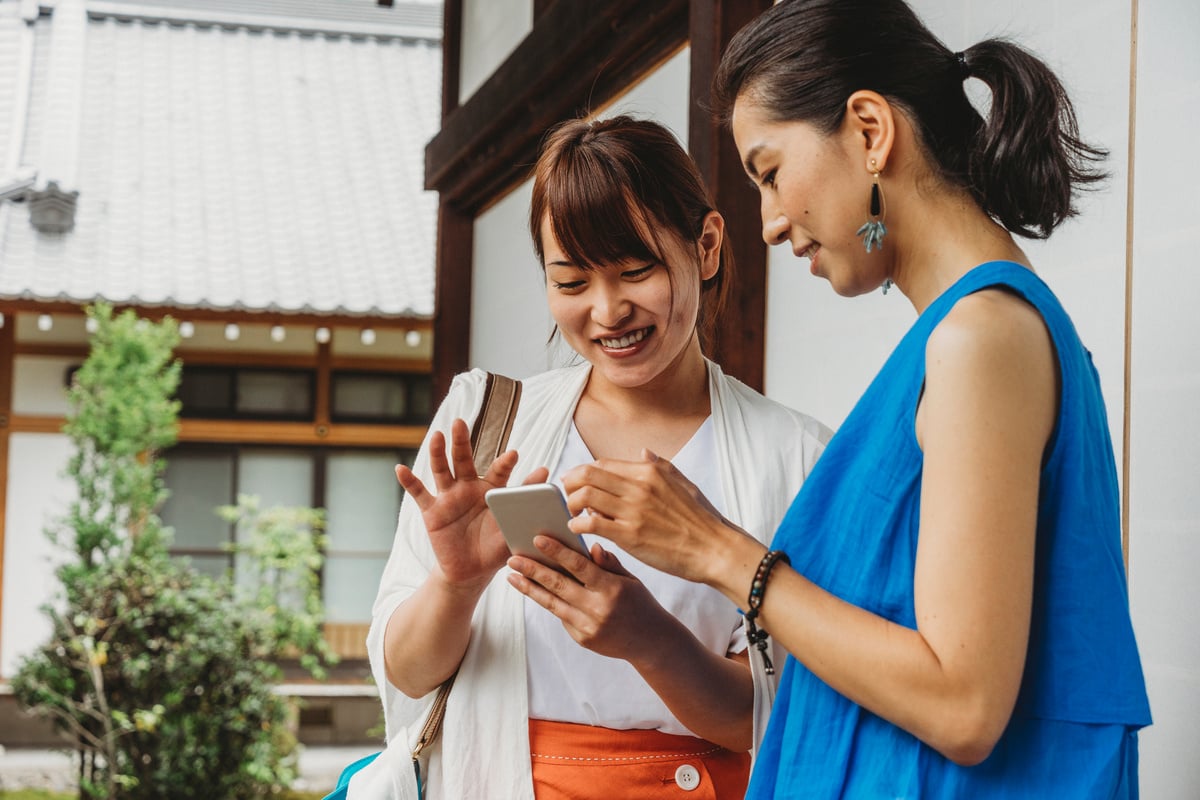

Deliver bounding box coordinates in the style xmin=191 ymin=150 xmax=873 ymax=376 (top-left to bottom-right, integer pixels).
xmin=856 ymin=160 xmax=887 ymax=254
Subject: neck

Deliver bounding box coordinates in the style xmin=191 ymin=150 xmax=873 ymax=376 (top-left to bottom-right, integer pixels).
xmin=889 ymin=187 xmax=1031 ymax=313
xmin=583 ymin=336 xmax=711 ymax=421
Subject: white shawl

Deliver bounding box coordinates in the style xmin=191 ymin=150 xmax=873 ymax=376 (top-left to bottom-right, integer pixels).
xmin=349 ymin=360 xmax=830 ymax=799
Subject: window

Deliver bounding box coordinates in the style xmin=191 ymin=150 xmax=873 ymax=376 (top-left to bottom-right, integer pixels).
xmin=177 ymin=366 xmax=314 ymax=420
xmin=160 ymin=444 xmax=415 ymax=633
xmin=331 ymin=371 xmax=433 ymax=425
xmin=159 ymin=356 xmax=431 ymax=659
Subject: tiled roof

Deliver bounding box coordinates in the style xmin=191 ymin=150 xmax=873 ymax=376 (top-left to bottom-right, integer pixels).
xmin=87 ymin=0 xmax=442 ymax=39
xmin=0 ymin=0 xmax=441 ymax=319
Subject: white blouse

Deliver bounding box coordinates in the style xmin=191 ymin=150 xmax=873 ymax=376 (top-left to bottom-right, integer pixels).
xmin=524 ymin=417 xmax=746 ymax=735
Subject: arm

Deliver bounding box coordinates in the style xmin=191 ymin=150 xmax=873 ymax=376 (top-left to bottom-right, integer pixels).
xmin=382 ymin=418 xmax=548 ymax=698
xmin=565 ymin=291 xmax=1057 ymax=765
xmin=507 ymin=540 xmax=754 ymax=751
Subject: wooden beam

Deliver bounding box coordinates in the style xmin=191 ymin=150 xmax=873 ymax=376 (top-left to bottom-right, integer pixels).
xmin=688 ymin=0 xmax=772 ymax=391
xmin=431 ymin=0 xmax=468 ymax=399
xmin=431 ymin=201 xmax=474 ymax=400
xmin=7 ymin=415 xmax=427 ymax=448
xmin=441 ymin=0 xmax=462 ymax=117
xmin=0 ymin=322 xmax=13 ymax=670
xmin=425 ymin=0 xmax=688 ymax=214
xmin=314 ymin=339 xmax=332 ymax=428
xmin=0 ymin=299 xmax=432 ymax=330
xmin=12 ymin=343 xmax=429 ymax=373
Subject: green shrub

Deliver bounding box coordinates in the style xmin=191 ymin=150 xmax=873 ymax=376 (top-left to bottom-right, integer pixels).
xmin=11 ymin=304 xmax=334 ymax=799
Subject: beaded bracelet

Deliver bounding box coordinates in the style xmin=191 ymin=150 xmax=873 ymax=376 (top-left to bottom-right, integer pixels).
xmin=744 ymin=549 xmax=791 ymax=675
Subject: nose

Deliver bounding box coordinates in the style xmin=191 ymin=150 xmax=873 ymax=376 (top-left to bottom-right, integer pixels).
xmin=760 ymin=195 xmax=789 ymax=246
xmin=592 ymin=282 xmax=632 ymax=328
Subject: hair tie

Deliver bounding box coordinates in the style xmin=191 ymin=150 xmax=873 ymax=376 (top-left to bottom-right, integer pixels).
xmin=953 ymin=50 xmax=970 ymax=80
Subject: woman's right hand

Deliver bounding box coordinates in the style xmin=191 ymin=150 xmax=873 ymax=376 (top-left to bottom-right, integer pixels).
xmin=395 ymin=417 xmax=547 ymax=589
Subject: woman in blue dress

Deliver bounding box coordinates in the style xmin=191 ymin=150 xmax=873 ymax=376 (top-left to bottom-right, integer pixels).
xmin=545 ymin=0 xmax=1152 ymax=796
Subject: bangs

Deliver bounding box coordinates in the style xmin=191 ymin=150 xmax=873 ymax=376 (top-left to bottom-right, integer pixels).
xmin=542 ymin=144 xmax=667 ymax=270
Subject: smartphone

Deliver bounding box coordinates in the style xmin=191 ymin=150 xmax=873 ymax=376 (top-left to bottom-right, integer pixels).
xmin=485 ymin=483 xmax=591 ymax=569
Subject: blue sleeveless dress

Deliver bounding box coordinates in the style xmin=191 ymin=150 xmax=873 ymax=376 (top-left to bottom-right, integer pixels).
xmin=749 ymin=262 xmax=1151 ymax=799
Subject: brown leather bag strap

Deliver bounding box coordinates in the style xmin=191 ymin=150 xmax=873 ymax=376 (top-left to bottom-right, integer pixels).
xmin=411 ymin=670 xmax=456 ymax=761
xmin=469 ymin=372 xmax=522 ymax=476
xmin=411 ymin=372 xmax=521 ymax=764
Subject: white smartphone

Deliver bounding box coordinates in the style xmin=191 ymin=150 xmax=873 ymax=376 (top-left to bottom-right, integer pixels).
xmin=484 ymin=483 xmax=591 ymax=569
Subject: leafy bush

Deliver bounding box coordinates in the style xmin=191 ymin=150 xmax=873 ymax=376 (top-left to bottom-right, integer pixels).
xmin=11 ymin=304 xmax=335 ymax=799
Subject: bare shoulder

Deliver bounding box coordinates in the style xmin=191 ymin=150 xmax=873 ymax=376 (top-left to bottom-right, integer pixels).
xmin=921 ymin=288 xmax=1057 ymax=448
xmin=926 ymin=289 xmax=1054 ymax=378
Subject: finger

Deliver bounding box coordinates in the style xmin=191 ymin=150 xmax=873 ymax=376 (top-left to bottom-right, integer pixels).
xmin=506 ymin=570 xmax=578 ymax=625
xmin=569 ymin=509 xmax=624 ymax=542
xmin=564 ymin=480 xmax=625 ymax=521
xmin=483 ymin=449 xmax=520 ymax=487
xmin=424 ymin=430 xmax=457 ymax=494
xmin=395 ymin=464 xmax=436 ymax=512
xmin=507 ymin=555 xmax=586 ymax=610
xmin=590 ymin=544 xmax=633 ymax=578
xmin=448 ymin=418 xmax=478 ymax=479
xmin=533 ymin=535 xmax=605 ymax=586
xmin=521 ymin=466 xmax=550 ymax=486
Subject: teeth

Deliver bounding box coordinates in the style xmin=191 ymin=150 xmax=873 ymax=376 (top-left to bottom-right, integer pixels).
xmin=600 ymin=328 xmax=648 ymax=348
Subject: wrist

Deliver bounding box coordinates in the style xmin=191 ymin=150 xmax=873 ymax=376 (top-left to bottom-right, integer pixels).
xmin=704 ymin=525 xmax=769 ymax=608
xmin=429 ymin=568 xmax=493 ymax=603
xmin=742 ymin=549 xmax=791 ymax=675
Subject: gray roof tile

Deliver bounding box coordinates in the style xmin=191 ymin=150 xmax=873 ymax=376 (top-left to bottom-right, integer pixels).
xmin=0 ymin=2 xmax=440 ymax=318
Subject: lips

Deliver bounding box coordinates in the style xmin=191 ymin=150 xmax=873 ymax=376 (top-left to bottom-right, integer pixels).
xmin=798 ymin=242 xmax=820 ymax=260
xmin=597 ymin=326 xmax=651 ymax=349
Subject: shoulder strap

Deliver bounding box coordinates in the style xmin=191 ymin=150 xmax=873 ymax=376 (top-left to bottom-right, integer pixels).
xmin=469 ymin=372 xmax=522 ymax=476
xmin=412 ymin=372 xmax=521 ymax=764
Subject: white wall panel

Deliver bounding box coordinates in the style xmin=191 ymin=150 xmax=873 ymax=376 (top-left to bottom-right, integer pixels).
xmin=0 ymin=433 xmax=72 ymax=678
xmin=11 ymin=355 xmax=74 ymax=415
xmin=1128 ymin=0 xmax=1200 ymax=796
xmin=459 ymin=0 xmax=532 ymax=102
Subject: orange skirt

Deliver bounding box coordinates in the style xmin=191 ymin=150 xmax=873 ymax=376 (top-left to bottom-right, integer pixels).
xmin=528 ymin=718 xmax=750 ymax=800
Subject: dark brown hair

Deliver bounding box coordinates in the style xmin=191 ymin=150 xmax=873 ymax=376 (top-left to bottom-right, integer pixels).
xmin=712 ymin=0 xmax=1106 ymax=239
xmin=529 ymin=115 xmax=731 ymax=350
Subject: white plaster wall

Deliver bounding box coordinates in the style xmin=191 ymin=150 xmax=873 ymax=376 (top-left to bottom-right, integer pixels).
xmin=459 ymin=0 xmax=532 ymax=103
xmin=1127 ymin=0 xmax=1200 ymax=796
xmin=11 ymin=355 xmax=74 ymax=415
xmin=469 ymin=48 xmax=692 ymax=379
xmin=0 ymin=433 xmax=73 ymax=677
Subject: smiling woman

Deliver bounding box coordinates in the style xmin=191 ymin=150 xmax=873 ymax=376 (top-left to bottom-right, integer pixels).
xmin=343 ymin=115 xmax=831 ymax=800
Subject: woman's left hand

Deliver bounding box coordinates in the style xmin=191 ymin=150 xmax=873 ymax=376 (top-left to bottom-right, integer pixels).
xmin=506 ymin=537 xmax=671 ymax=664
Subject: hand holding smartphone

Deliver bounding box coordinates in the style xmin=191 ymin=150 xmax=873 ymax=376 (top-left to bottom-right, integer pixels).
xmin=485 ymin=483 xmax=591 ymax=569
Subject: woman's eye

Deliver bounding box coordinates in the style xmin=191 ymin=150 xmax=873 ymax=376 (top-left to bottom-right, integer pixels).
xmin=623 ymin=264 xmax=655 ymax=280
xmin=553 ymin=280 xmax=585 ymax=291
xmin=762 ymin=169 xmax=778 ymax=189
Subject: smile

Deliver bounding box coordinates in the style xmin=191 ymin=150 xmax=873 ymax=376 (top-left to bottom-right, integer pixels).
xmin=598 ymin=327 xmax=651 ymax=349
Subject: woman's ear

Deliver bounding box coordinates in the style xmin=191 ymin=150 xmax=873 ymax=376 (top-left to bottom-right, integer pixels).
xmin=843 ymin=90 xmax=896 ymax=173
xmin=697 ymin=211 xmax=724 ymax=281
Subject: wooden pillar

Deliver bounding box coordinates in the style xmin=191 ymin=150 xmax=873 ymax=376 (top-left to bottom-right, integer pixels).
xmin=688 ymin=0 xmax=772 ymax=392
xmin=0 ymin=318 xmax=14 ymax=667
xmin=431 ymin=0 xmax=471 ymax=400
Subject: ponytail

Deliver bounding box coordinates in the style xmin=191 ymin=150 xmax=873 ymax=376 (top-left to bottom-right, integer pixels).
xmin=960 ymin=40 xmax=1107 ymax=239
xmin=713 ymin=0 xmax=1106 ymax=239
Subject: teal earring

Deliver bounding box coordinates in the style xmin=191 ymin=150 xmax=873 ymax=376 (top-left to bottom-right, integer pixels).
xmin=856 ymin=160 xmax=887 ymax=254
